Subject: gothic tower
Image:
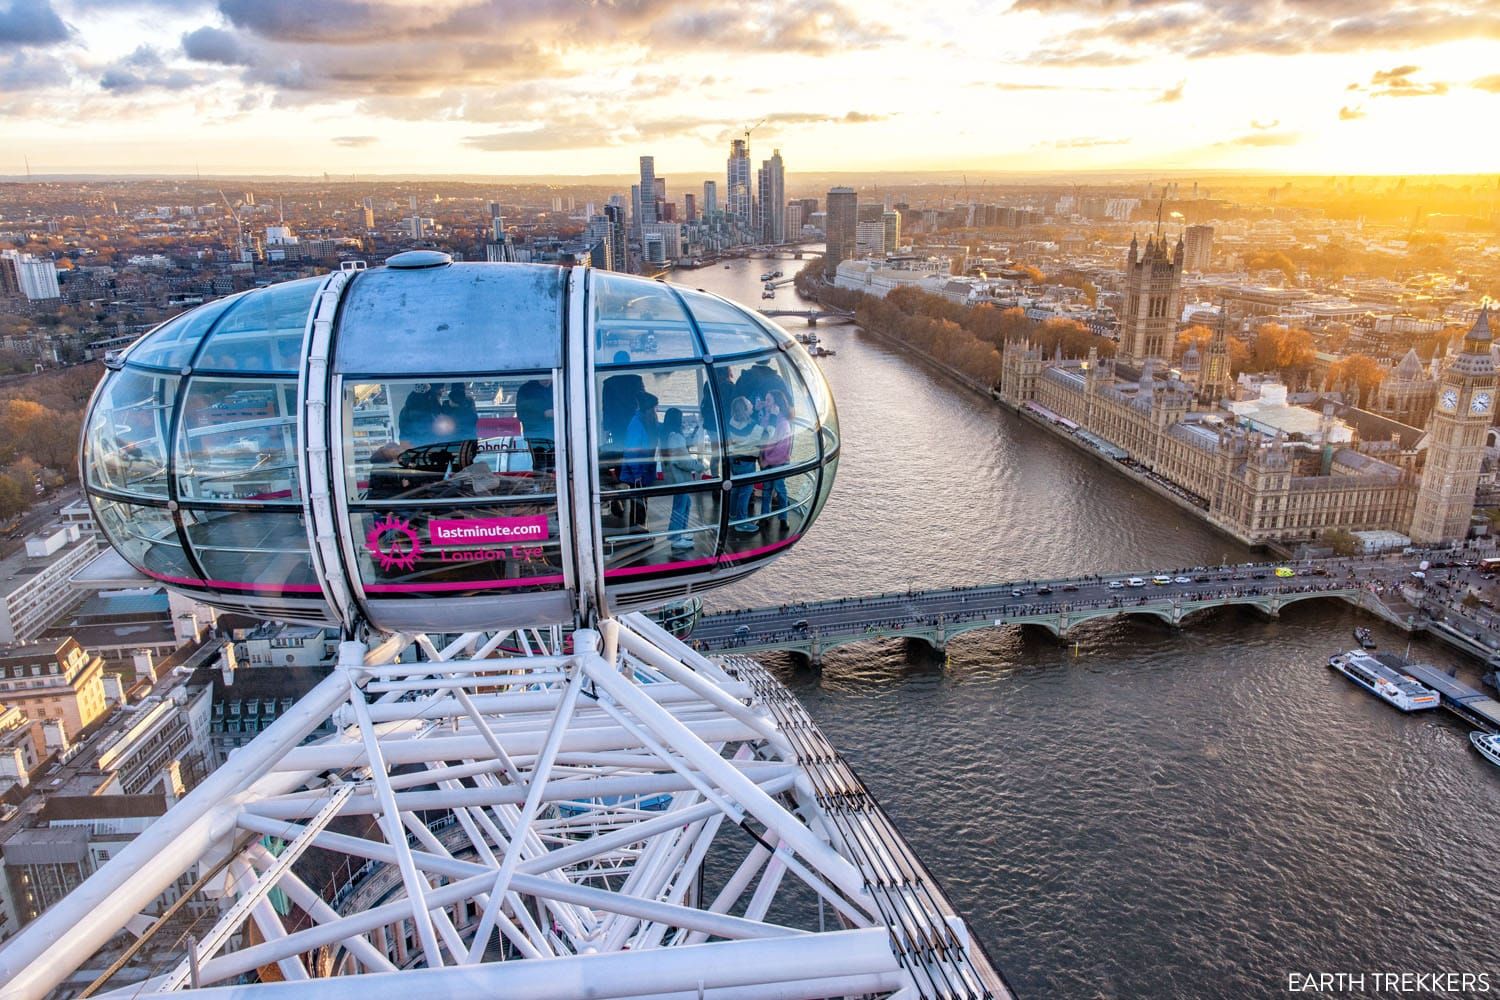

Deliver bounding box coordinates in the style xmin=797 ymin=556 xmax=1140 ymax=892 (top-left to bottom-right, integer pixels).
xmin=1118 ymin=233 xmax=1184 ymax=369
xmin=1200 ymin=311 xmax=1231 ymax=405
xmin=1410 ymin=307 xmax=1496 ymax=544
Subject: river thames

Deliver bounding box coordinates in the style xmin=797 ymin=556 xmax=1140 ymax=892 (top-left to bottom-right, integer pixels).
xmin=676 ymin=258 xmax=1500 ymax=998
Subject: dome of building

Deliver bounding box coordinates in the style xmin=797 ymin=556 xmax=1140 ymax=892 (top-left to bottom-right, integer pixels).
xmin=81 ymin=258 xmax=839 ymax=632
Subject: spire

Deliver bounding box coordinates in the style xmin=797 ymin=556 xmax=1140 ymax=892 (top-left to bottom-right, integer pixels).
xmin=1467 ymin=304 xmax=1492 ymax=347
xmin=1395 ymin=347 xmax=1422 ymax=380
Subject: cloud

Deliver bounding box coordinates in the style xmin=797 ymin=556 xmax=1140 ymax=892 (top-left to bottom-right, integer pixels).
xmin=181 ymin=26 xmax=255 ymax=66
xmin=0 ymin=0 xmax=70 ymax=48
xmin=1338 ymin=105 xmax=1365 ymax=119
xmin=1371 ymin=64 xmax=1420 ymax=83
xmin=1219 ymin=130 xmax=1301 ymax=147
xmin=1475 ymin=74 xmax=1500 ymax=93
xmin=1026 ymin=1 xmax=1500 ymax=61
xmin=331 ymin=135 xmax=376 ymax=147
xmin=0 ymin=50 xmax=70 ymax=91
xmin=840 ymin=111 xmax=887 ymax=123
xmin=1250 ymin=118 xmax=1280 ymax=129
xmin=1155 ymin=80 xmax=1184 ymax=103
xmin=98 ymin=45 xmax=202 ymax=93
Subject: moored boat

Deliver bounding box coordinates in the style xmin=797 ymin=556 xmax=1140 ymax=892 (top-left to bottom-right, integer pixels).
xmin=1471 ymin=730 xmax=1500 ymax=770
xmin=1327 ymin=650 xmax=1440 ymax=712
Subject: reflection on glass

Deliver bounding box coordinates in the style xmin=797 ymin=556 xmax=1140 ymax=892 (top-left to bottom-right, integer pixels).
xmin=786 ymin=344 xmax=839 ymax=448
xmin=194 ymin=276 xmax=320 ymax=373
xmin=602 ymin=487 xmax=721 ymax=573
xmin=598 ymin=365 xmax=717 ymax=494
xmin=346 ymin=377 xmax=557 ymax=502
xmin=85 ymin=369 xmax=177 ymax=498
xmin=93 ymin=499 xmax=191 ymax=579
xmin=676 ymin=287 xmax=780 ymax=358
xmin=179 ymin=508 xmax=319 ymax=592
xmin=125 ymin=295 xmax=242 ymax=370
xmin=593 ymin=273 xmax=699 ymax=365
xmin=715 ymin=354 xmax=818 ymax=478
xmin=725 ymin=470 xmax=817 ymax=549
xmin=351 ymin=505 xmax=564 ymax=594
xmin=176 ymin=379 xmax=300 ymax=502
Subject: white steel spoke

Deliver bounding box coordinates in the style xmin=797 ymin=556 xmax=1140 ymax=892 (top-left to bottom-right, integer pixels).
xmin=0 ymin=621 xmax=1011 ymax=1000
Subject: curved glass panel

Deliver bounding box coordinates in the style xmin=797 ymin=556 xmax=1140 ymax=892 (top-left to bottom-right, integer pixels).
xmin=124 ymin=295 xmax=241 ymax=370
xmin=603 ymin=486 xmax=721 ymax=575
xmin=176 ymin=379 xmax=300 ymax=502
xmin=93 ymin=498 xmax=192 ymax=580
xmin=785 ymin=346 xmax=838 ymax=449
xmin=84 ymin=369 xmax=177 ymax=498
xmin=725 ymin=469 xmax=817 ymax=549
xmin=179 ymin=508 xmax=319 ymax=593
xmin=598 ymin=365 xmax=718 ymax=493
xmin=593 ymin=273 xmax=699 ymax=366
xmin=675 ymin=288 xmax=779 ymax=358
xmin=753 ymin=314 xmax=797 ymax=348
xmin=351 ymin=504 xmax=564 ymax=596
xmin=336 ymin=264 xmax=564 ymax=374
xmin=345 ymin=377 xmax=558 ymax=502
xmin=715 ymin=354 xmax=819 ymax=479
xmin=194 ymin=276 xmax=319 ymax=373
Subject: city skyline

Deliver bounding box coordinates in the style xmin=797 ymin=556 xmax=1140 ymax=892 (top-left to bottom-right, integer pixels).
xmin=0 ymin=0 xmax=1497 ymax=177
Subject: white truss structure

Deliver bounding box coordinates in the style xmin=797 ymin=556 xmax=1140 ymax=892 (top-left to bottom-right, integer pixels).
xmin=0 ymin=613 xmax=1009 ymax=1000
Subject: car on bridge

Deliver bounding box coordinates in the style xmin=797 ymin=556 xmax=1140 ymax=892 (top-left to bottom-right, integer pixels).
xmin=1108 ymin=580 xmax=1125 ymax=590
xmin=1126 ymin=577 xmax=1146 ymax=588
xmin=1173 ymin=576 xmax=1192 ymax=584
xmin=1151 ymin=575 xmax=1171 ymax=585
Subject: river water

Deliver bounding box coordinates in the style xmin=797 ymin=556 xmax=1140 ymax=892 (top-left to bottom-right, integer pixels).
xmin=673 ymin=259 xmax=1500 ymax=998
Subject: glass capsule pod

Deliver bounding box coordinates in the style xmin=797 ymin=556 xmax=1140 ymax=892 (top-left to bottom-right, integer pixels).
xmin=81 ymin=254 xmax=839 ymax=632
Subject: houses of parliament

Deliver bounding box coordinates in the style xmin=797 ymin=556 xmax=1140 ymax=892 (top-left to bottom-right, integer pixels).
xmin=999 ymin=233 xmax=1496 ymax=547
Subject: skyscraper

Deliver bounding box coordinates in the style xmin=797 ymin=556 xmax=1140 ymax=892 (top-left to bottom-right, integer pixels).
xmin=684 ymin=193 xmax=697 ymax=223
xmin=1118 ymin=233 xmax=1184 ymax=368
xmin=727 ymin=139 xmax=752 ymax=232
xmin=1410 ymin=308 xmax=1496 ymax=543
xmin=585 ymin=215 xmax=615 ymax=271
xmin=703 ymin=181 xmax=718 ymax=218
xmin=488 ymin=201 xmax=504 ymax=242
xmin=638 ymin=157 xmax=657 ymax=226
xmin=784 ymin=203 xmax=804 ymax=240
xmin=603 ymin=204 xmax=627 ymax=272
xmin=756 ymin=149 xmax=785 ymax=244
xmin=882 ymin=210 xmax=901 ymax=255
xmin=1183 ymin=224 xmax=1214 ymax=271
xmin=824 ymin=187 xmax=857 ymax=279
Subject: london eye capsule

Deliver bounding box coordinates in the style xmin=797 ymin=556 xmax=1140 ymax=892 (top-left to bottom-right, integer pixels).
xmin=80 ymin=255 xmax=839 ymax=632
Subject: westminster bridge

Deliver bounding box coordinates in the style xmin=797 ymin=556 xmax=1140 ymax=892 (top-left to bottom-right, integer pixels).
xmin=690 ymin=555 xmax=1500 ymax=668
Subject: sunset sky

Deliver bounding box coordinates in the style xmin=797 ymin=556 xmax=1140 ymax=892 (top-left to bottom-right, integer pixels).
xmin=2 ymin=0 xmax=1498 ymax=177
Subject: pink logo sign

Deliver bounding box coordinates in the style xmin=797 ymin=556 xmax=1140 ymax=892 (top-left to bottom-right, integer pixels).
xmin=365 ymin=514 xmax=421 ymax=572
xmin=428 ymin=516 xmax=550 ymax=547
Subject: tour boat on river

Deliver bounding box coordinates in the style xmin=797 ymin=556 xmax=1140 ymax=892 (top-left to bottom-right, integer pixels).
xmin=1328 ymin=650 xmax=1440 ymax=712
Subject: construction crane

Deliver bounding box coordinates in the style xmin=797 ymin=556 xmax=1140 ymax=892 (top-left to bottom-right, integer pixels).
xmin=742 ymin=118 xmax=765 ymax=147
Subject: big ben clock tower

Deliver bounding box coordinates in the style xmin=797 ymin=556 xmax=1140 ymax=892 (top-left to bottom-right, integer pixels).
xmin=1411 ymin=306 xmax=1495 ymax=544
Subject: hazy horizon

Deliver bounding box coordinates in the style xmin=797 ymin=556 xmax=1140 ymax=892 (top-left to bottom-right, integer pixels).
xmin=3 ymin=0 xmax=1498 ymax=178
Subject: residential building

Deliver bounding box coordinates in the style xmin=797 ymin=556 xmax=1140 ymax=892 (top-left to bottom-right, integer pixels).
xmin=0 ymin=251 xmax=60 ymax=301
xmin=703 ymin=180 xmax=718 ymax=219
xmin=883 ymin=210 xmax=901 ymax=256
xmin=727 ymin=139 xmax=752 ymax=231
xmin=0 ymin=638 xmax=107 ymax=741
xmin=1183 ymin=224 xmax=1214 ymax=271
xmin=756 ymin=150 xmax=785 ymax=244
xmin=0 ymin=526 xmax=97 ymax=646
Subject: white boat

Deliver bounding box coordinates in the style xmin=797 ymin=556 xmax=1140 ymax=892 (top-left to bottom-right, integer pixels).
xmin=1471 ymin=731 xmax=1500 ymax=769
xmin=761 ymin=291 xmax=775 ymax=299
xmin=760 ymin=271 xmax=774 ymax=281
xmin=1327 ymin=650 xmax=1441 ymax=712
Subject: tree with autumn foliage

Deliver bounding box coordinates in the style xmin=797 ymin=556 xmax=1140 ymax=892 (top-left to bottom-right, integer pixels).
xmin=1250 ymin=323 xmax=1316 ymax=386
xmin=1325 ymin=354 xmax=1386 ymax=408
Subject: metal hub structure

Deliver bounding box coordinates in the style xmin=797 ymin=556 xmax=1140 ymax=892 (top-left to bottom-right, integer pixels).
xmin=0 ymin=613 xmax=1011 ymax=999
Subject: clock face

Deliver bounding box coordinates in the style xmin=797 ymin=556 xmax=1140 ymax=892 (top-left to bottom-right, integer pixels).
xmin=1441 ymin=388 xmax=1458 ymax=411
xmin=1473 ymin=391 xmax=1492 ymax=415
